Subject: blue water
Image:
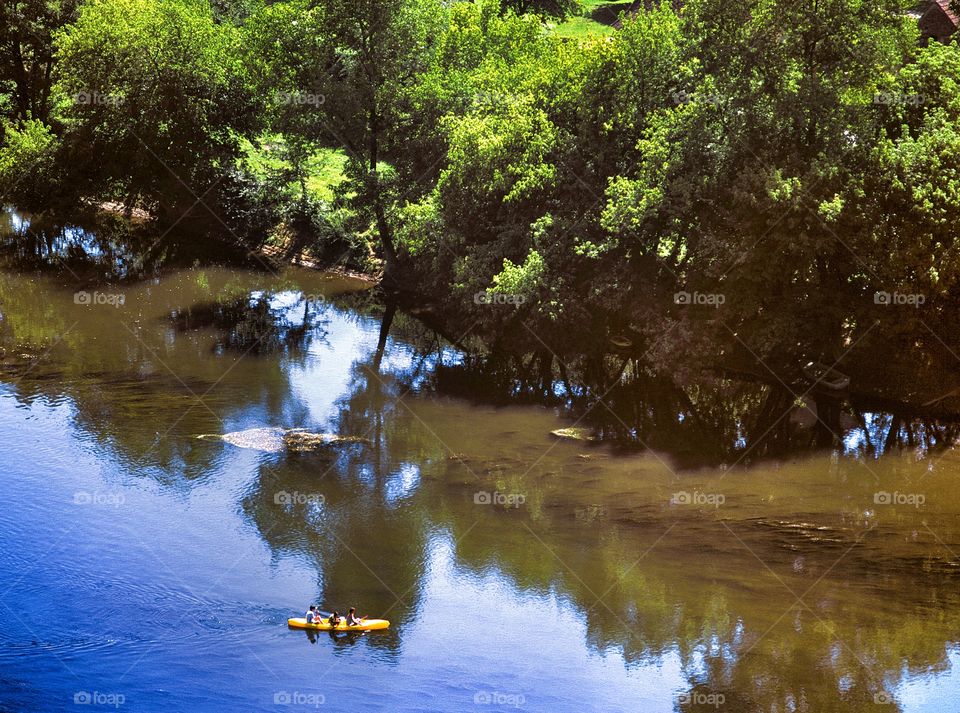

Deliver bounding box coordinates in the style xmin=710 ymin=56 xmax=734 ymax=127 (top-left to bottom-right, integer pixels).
xmin=2 ymin=264 xmax=960 ymax=712
xmin=0 ymin=270 xmax=682 ymax=712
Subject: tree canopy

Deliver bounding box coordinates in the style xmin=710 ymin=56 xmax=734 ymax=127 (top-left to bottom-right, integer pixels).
xmin=2 ymin=0 xmax=960 ymax=416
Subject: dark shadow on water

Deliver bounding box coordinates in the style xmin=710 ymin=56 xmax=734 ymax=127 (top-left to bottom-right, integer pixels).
xmin=0 ymin=206 xmax=258 ymax=284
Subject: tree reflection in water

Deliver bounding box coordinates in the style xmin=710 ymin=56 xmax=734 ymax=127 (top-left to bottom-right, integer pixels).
xmin=0 ymin=254 xmax=958 ymax=707
xmin=235 ymin=303 xmax=960 ymax=711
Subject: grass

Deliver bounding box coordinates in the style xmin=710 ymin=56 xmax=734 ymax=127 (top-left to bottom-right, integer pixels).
xmin=553 ymin=16 xmax=615 ymax=38
xmin=553 ymin=0 xmax=632 ymax=38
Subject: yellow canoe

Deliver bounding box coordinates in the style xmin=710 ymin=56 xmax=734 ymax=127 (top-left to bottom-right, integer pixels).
xmin=288 ymin=617 xmax=390 ymax=632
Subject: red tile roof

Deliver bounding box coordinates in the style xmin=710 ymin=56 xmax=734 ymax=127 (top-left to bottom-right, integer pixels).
xmin=935 ymin=0 xmax=959 ymax=26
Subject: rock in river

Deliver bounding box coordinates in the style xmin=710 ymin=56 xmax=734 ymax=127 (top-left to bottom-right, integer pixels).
xmin=550 ymin=427 xmax=599 ymax=443
xmin=196 ymin=427 xmax=369 ymax=453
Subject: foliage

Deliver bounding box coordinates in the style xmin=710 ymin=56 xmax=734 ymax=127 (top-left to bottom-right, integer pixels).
xmin=52 ymin=0 xmax=258 ymax=228
xmin=0 ymin=0 xmax=80 ymax=122
xmin=2 ymin=0 xmax=960 ymax=408
xmin=0 ymin=118 xmax=61 ymax=208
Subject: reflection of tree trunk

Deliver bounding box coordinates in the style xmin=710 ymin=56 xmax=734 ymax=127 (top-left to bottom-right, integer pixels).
xmin=537 ymin=350 xmax=553 ymax=397
xmin=855 ymin=409 xmax=872 ymax=452
xmin=884 ymin=415 xmax=901 ymax=454
xmin=748 ymin=385 xmax=795 ymax=457
xmin=557 ymin=360 xmax=578 ymax=402
xmin=812 ymin=395 xmax=840 ymax=448
xmin=373 ymin=301 xmax=396 ymax=371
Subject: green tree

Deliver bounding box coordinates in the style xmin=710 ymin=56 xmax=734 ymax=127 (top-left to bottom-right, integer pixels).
xmin=601 ymin=0 xmax=915 ymax=374
xmin=0 ymin=117 xmax=60 ymax=207
xmin=53 ymin=0 xmax=258 ymax=227
xmin=0 ymin=0 xmax=80 ymax=122
xmin=247 ymin=0 xmax=445 ymax=282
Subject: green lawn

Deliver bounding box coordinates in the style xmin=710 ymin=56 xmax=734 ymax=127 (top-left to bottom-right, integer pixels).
xmin=554 ymin=0 xmax=632 ymax=38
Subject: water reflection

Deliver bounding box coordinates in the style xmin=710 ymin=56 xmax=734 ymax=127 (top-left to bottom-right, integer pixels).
xmin=231 ymin=298 xmax=960 ymax=710
xmin=170 ymin=290 xmax=329 ymax=356
xmin=0 ymin=206 xmax=155 ymax=279
xmin=0 ymin=232 xmax=959 ymax=707
xmin=438 ymin=355 xmax=960 ymax=469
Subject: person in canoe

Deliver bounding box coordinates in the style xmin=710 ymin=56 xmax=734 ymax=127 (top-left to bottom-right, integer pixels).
xmin=305 ymin=605 xmax=318 ymax=624
xmin=345 ymin=607 xmax=366 ymax=627
xmin=328 ymin=610 xmax=342 ymax=627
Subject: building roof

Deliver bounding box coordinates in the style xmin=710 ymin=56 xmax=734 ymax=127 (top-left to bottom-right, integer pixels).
xmin=933 ymin=0 xmax=959 ymax=26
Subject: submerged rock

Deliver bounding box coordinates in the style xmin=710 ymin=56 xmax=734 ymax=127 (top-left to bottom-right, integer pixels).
xmin=196 ymin=427 xmax=369 ymax=453
xmin=282 ymin=429 xmax=370 ymax=452
xmin=550 ymin=427 xmax=599 ymax=443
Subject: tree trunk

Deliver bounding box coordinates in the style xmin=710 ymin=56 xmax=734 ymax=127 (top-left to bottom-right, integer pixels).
xmin=368 ymin=104 xmax=399 ymax=288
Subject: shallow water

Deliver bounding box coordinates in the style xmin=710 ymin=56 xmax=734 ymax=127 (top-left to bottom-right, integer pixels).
xmin=0 ymin=255 xmax=958 ymax=711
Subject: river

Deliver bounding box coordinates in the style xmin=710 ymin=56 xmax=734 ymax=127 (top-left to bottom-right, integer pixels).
xmin=0 ymin=210 xmax=959 ymax=712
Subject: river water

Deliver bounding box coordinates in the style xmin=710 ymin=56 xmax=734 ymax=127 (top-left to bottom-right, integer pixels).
xmin=1 ymin=213 xmax=960 ymax=712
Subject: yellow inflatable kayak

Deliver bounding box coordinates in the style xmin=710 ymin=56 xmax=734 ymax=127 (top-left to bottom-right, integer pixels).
xmin=288 ymin=617 xmax=390 ymax=632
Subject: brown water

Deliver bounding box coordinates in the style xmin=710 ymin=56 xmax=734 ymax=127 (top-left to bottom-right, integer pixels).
xmin=0 ymin=215 xmax=959 ymax=710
